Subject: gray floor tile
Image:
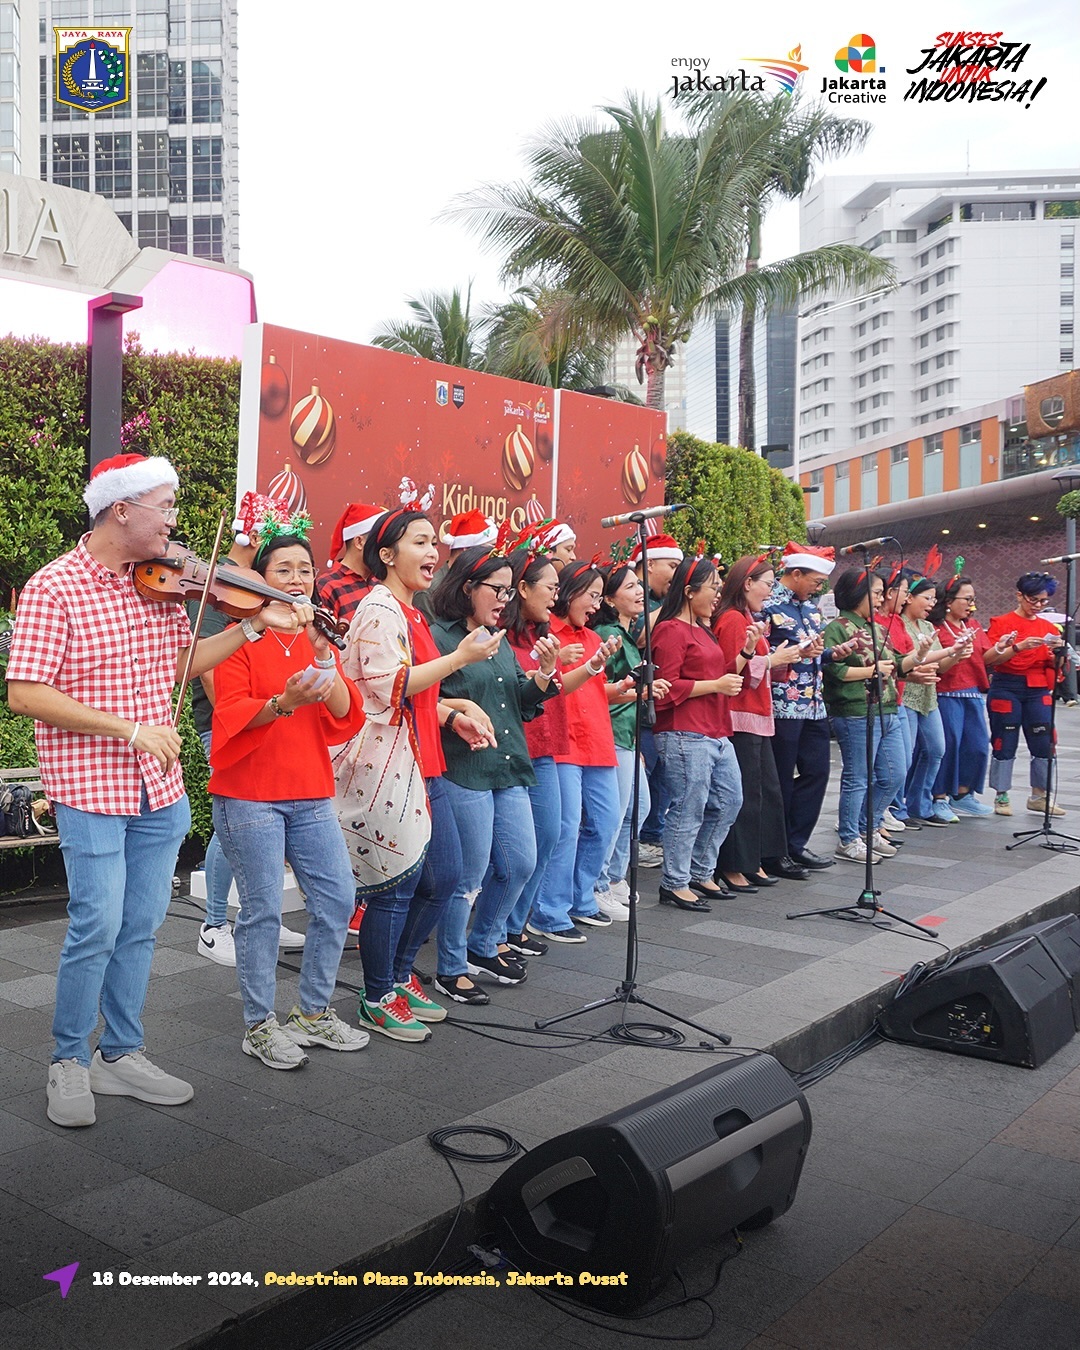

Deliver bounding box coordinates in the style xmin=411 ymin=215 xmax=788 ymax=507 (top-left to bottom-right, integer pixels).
xmin=920 ymin=1171 xmax=1080 ymax=1243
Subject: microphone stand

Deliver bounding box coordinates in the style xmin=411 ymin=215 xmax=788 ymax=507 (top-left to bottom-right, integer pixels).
xmin=787 ymin=546 xmax=939 ymax=938
xmin=1006 ymin=564 xmax=1080 ymax=853
xmin=536 ymin=514 xmax=732 ymax=1045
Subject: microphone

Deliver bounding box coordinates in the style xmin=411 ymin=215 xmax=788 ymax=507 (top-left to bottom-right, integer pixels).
xmin=838 ymin=536 xmax=895 ymax=557
xmin=1041 ymin=553 xmax=1080 ymax=564
xmin=601 ymin=503 xmax=688 ymax=530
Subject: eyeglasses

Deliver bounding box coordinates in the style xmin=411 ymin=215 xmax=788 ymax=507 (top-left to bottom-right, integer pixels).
xmin=123 ymin=499 xmax=178 ymax=525
xmin=1024 ymin=595 xmax=1051 ymax=606
xmin=475 ymin=583 xmax=513 ymax=601
xmin=267 ymin=566 xmax=315 ymax=582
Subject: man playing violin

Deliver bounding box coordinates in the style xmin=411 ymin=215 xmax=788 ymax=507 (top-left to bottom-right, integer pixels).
xmin=6 ymin=453 xmax=303 ymax=1128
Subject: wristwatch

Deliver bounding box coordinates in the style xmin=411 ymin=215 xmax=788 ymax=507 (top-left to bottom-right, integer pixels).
xmin=240 ymin=619 xmax=263 ymax=643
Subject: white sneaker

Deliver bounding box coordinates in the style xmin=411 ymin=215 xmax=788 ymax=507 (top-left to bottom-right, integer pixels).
xmin=609 ymin=879 xmax=631 ymax=904
xmin=881 ymin=810 xmax=907 ymax=832
xmin=834 ymin=838 xmax=873 ymax=864
xmin=46 ymin=1059 xmax=95 ymax=1128
xmin=868 ymin=832 xmax=897 ymax=857
xmin=279 ymin=924 xmax=306 ymax=949
xmin=637 ymin=843 xmax=664 ymax=868
xmin=242 ymin=1015 xmax=309 ymax=1070
xmin=198 ymin=921 xmax=236 ymax=966
xmin=89 ymin=1050 xmax=194 ymax=1105
xmin=283 ymin=1005 xmax=369 ymax=1052
xmin=596 ymin=892 xmax=631 ymax=921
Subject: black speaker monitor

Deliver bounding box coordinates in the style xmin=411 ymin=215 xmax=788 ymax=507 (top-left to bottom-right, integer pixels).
xmin=485 ymin=1053 xmax=811 ymax=1312
xmin=878 ymin=933 xmax=1075 ymax=1067
xmin=1019 ymin=914 xmax=1080 ymax=1031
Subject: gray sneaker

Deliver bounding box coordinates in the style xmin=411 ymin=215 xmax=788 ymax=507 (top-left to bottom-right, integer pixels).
xmin=46 ymin=1059 xmax=95 ymax=1128
xmin=242 ymin=1015 xmax=309 ymax=1070
xmin=90 ymin=1050 xmax=194 ymax=1105
xmin=637 ymin=843 xmax=664 ymax=868
xmin=283 ymin=1005 xmax=369 ymax=1052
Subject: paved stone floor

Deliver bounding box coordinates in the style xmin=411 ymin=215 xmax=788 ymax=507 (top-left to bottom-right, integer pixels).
xmin=1 ymin=716 xmax=1079 ymax=1348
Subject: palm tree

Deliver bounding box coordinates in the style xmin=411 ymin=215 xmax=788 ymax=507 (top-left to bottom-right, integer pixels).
xmin=682 ymin=90 xmax=877 ymax=448
xmin=371 ymin=285 xmax=488 ymax=369
xmin=483 ymin=285 xmax=612 ymax=388
xmin=450 ymin=94 xmax=895 ymax=415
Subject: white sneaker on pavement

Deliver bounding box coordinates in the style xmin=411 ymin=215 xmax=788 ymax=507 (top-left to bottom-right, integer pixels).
xmin=278 ymin=924 xmax=305 ymax=949
xmin=89 ymin=1050 xmax=194 ymax=1105
xmin=198 ymin=921 xmax=236 ymax=966
xmin=595 ymin=892 xmax=631 ymax=921
xmin=609 ymin=879 xmax=631 ymax=904
xmin=46 ymin=1059 xmax=95 ymax=1127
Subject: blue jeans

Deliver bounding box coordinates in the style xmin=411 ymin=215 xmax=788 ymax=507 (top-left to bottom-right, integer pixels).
xmin=437 ymin=780 xmax=536 ymax=976
xmin=532 ymin=763 xmax=621 ymax=932
xmin=831 ymin=713 xmax=907 ymax=845
xmin=212 ymin=795 xmax=355 ymax=1026
xmin=906 ymin=706 xmax=946 ymax=819
xmin=597 ymin=746 xmax=651 ymax=891
xmin=53 ymin=791 xmax=190 ymax=1066
xmin=890 ymin=705 xmax=916 ymax=818
xmin=639 ymin=727 xmax=669 ymax=845
xmin=935 ymin=693 xmax=990 ymax=797
xmin=506 ymin=756 xmax=561 ymax=940
xmin=655 ymin=732 xmax=742 ymax=890
xmin=198 ymin=729 xmax=234 ymax=927
xmin=359 ymin=776 xmax=457 ymax=1002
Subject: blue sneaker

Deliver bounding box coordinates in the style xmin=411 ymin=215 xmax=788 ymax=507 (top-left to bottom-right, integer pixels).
xmin=950 ymin=794 xmax=993 ymax=818
xmin=930 ymin=800 xmax=960 ymax=824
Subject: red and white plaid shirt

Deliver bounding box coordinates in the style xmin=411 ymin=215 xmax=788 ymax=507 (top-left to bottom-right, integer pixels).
xmin=6 ymin=537 xmax=192 ymax=814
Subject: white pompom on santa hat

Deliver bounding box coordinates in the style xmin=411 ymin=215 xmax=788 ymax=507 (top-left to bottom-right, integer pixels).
xmin=439 ymin=509 xmax=498 ymax=550
xmin=327 ymin=501 xmax=384 ymax=564
xmin=83 ymin=453 xmax=179 ymax=520
xmin=629 ymin=533 xmax=683 ymax=564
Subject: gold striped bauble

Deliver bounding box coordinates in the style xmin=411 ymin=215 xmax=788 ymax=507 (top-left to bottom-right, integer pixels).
xmin=501 ymin=423 xmax=535 ymax=492
xmin=290 ymin=382 xmax=335 ymax=465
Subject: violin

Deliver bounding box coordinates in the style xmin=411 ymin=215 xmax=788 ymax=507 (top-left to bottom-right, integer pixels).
xmin=132 ymin=544 xmax=349 ymax=650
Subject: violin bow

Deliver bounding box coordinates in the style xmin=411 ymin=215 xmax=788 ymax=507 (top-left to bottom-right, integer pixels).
xmin=172 ymin=511 xmax=229 ymax=731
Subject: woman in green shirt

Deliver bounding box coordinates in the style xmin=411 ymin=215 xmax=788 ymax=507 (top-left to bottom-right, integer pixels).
xmin=592 ymin=562 xmax=670 ymax=914
xmin=429 ymin=546 xmax=559 ymax=1002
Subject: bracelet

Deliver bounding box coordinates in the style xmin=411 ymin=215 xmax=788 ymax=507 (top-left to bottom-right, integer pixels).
xmin=586 ymin=656 xmax=605 ymax=676
xmin=240 ymin=618 xmax=263 ymax=643
xmin=313 ymin=654 xmax=336 ymax=669
xmin=127 ymin=722 xmax=141 ymax=749
xmin=740 ymin=648 xmax=756 ymax=660
xmin=445 ymin=709 xmax=460 ymax=730
xmin=269 ymin=695 xmax=293 ymax=718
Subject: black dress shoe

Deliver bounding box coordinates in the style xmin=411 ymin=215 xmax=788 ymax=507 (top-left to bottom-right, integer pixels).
xmin=762 ymin=856 xmax=810 ymax=881
xmin=751 ymin=871 xmax=781 ymax=887
xmin=719 ymin=878 xmax=759 ymax=894
xmin=690 ymin=879 xmax=731 ymax=899
xmin=659 ymin=887 xmax=712 ymax=912
xmin=789 ymin=849 xmax=835 ymax=870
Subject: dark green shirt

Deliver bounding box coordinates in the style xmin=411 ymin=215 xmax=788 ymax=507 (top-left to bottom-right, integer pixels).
xmin=594 ymin=620 xmax=641 ymax=749
xmin=431 ymin=618 xmax=554 ymax=790
xmin=822 ymin=612 xmax=899 ymax=718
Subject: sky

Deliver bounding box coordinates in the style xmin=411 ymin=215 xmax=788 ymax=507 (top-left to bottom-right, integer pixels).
xmin=236 ymin=0 xmax=1079 ymax=345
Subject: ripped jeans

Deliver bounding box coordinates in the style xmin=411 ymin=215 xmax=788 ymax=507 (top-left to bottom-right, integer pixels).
xmin=988 ymin=674 xmax=1053 ymax=792
xmin=436 ymin=779 xmax=536 ymax=977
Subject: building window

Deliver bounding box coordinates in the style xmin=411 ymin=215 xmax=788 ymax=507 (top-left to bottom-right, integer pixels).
xmin=1063 ymin=321 xmax=1075 ymax=335
xmin=169 ymin=215 xmax=187 ymax=253
xmin=137 ymin=132 xmax=168 ymax=197
xmin=890 ymin=445 xmax=908 ymax=464
xmin=169 ymin=60 xmax=186 ymax=123
xmin=1062 ymin=295 xmax=1075 ymax=307
xmin=924 ymin=433 xmax=943 ymax=454
xmin=191 ymin=135 xmax=222 ymax=201
xmin=918 ymin=278 xmax=930 ymax=295
xmin=93 ymin=131 xmax=132 ymax=197
xmin=808 ymin=468 xmax=824 ymax=487
xmin=917 ymin=305 xmax=930 ymax=322
xmin=861 ymin=453 xmax=877 ymax=470
xmin=917 ymin=359 xmax=930 ymax=375
xmin=192 ymin=215 xmax=224 ymax=261
xmin=136 ymin=210 xmax=170 ymax=249
xmin=1046 ymin=201 xmax=1080 ymax=219
xmin=1063 ymin=264 xmax=1075 ymax=278
xmin=960 ymin=201 xmax=1035 ymax=221
xmin=51 ymin=134 xmax=90 ymax=192
xmin=918 ymin=333 xmax=930 ymax=349
xmin=136 ymin=52 xmax=168 ymax=117
xmin=834 ymin=460 xmax=849 ymax=479
xmin=959 ymin=422 xmax=980 ymax=445
xmin=169 ymin=136 xmax=187 ymax=201
xmin=1063 ymin=350 xmax=1076 ymax=364
xmin=897 ymin=229 xmax=917 ymax=242
xmin=190 ymin=59 xmax=223 ymax=122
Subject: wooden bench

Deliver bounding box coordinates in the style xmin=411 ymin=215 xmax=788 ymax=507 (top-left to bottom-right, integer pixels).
xmin=0 ymin=767 xmax=59 ymax=850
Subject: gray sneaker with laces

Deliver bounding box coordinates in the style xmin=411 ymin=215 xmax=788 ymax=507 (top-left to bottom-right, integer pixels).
xmin=242 ymin=1015 xmax=309 ymax=1070
xmin=46 ymin=1058 xmax=95 ymax=1127
xmin=283 ymin=1005 xmax=369 ymax=1051
xmin=90 ymin=1049 xmax=194 ymax=1104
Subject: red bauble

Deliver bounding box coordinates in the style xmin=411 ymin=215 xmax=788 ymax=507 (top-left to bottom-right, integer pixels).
xmin=650 ymin=438 xmax=666 ymax=480
xmin=260 ymin=352 xmax=289 ymax=418
xmin=266 ymin=460 xmax=307 ymax=514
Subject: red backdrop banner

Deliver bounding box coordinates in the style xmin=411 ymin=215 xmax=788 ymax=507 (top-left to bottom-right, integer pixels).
xmin=238 ymin=324 xmax=666 ymax=563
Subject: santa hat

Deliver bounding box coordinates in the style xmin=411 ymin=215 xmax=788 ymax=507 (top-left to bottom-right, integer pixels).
xmin=232 ymin=491 xmax=291 ymax=548
xmin=439 ymin=509 xmax=498 ymax=550
xmin=544 ymin=520 xmax=576 ymax=548
xmin=83 ymin=453 xmax=178 ymax=520
xmin=779 ymin=541 xmax=836 ymax=577
xmin=629 ymin=533 xmax=683 ymax=565
xmin=327 ymin=501 xmax=384 ymax=563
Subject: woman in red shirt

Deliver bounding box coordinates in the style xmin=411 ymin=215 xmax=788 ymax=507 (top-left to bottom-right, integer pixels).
xmin=984 ymin=571 xmax=1064 ymax=816
xmin=712 ymin=555 xmax=802 ymax=892
xmin=210 ymin=531 xmax=369 ymax=1070
xmin=652 ymin=556 xmax=745 ymax=912
xmin=929 ymin=573 xmax=993 ymax=816
xmin=527 ymin=560 xmax=624 ymax=943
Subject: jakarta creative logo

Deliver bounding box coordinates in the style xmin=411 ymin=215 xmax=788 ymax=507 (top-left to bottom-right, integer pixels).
xmin=835 ymin=33 xmax=882 ymax=74
xmin=54 ymin=28 xmax=131 ymax=113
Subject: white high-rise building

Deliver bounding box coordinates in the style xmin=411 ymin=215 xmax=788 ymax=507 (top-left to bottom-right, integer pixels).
xmin=797 ymin=170 xmax=1079 ymax=466
xmin=7 ymin=0 xmax=238 ymax=264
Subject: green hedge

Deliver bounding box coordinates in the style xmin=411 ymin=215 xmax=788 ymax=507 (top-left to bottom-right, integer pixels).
xmin=0 ymin=333 xmax=239 ymax=843
xmin=664 ymin=431 xmax=806 ymax=563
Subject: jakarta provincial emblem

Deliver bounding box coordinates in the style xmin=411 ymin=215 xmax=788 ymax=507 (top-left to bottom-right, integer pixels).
xmin=54 ymin=28 xmax=131 ymax=113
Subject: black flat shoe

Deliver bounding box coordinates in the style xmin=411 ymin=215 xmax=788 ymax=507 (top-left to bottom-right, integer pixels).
xmin=690 ymin=879 xmax=731 ymax=899
xmin=790 ymin=849 xmax=835 ymax=870
xmin=659 ymin=887 xmax=712 ymax=913
xmin=762 ymin=856 xmax=810 ymax=881
xmin=433 ymin=975 xmax=490 ymax=1006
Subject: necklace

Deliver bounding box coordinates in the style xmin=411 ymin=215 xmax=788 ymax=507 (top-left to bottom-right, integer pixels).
xmin=943 ymin=618 xmax=969 ymax=641
xmin=269 ymin=628 xmax=299 ymax=658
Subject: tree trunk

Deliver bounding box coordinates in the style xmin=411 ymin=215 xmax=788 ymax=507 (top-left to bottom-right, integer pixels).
xmin=646 ymin=359 xmax=667 ymax=412
xmin=738 ymin=206 xmax=762 ymax=451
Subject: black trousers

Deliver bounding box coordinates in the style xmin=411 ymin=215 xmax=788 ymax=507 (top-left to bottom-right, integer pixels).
xmin=715 ymin=731 xmax=787 ymax=876
xmin=770 ymin=718 xmax=832 ymax=855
